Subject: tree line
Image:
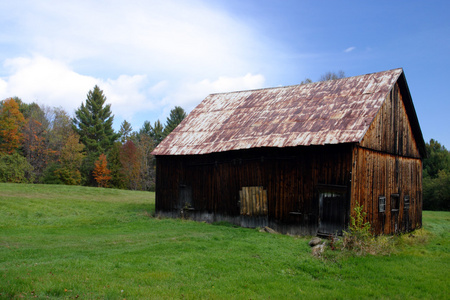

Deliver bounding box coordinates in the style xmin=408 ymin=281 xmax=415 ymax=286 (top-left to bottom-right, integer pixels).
xmin=0 ymin=85 xmax=186 ymax=191
xmin=423 ymin=139 xmax=450 ymax=211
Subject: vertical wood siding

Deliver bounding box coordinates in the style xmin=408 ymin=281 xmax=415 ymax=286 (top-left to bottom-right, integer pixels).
xmin=354 ymin=82 xmax=423 ymax=234
xmin=360 ymin=83 xmax=420 ymax=158
xmin=351 ymin=147 xmax=422 ymax=234
xmin=155 ymin=144 xmax=353 ymax=235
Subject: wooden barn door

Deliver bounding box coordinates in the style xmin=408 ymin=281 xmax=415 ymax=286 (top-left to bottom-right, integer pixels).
xmin=318 ymin=188 xmax=347 ymax=235
xmin=178 ymin=184 xmax=192 ymax=209
xmin=239 ymin=186 xmax=268 ymax=228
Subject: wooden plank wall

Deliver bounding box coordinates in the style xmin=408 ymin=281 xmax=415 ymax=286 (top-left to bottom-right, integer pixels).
xmin=355 ymin=81 xmax=423 ymax=234
xmin=351 ymin=146 xmax=423 ymax=235
xmin=155 ymin=144 xmax=353 ymax=234
xmin=360 ymin=83 xmax=420 ymax=158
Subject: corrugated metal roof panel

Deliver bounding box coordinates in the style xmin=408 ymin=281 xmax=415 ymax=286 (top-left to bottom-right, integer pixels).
xmin=152 ymin=68 xmax=403 ymax=156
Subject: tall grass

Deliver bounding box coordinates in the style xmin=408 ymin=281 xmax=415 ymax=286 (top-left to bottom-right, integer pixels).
xmin=1 ymin=183 xmax=449 ymax=299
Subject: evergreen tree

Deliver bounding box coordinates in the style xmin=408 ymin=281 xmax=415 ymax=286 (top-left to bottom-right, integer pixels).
xmin=139 ymin=121 xmax=152 ymax=137
xmin=140 ymin=120 xmax=165 ymax=146
xmin=73 ymin=86 xmax=118 ymax=154
xmin=162 ymin=106 xmax=186 ymax=139
xmin=118 ymin=120 xmax=133 ymax=143
xmin=72 ymin=85 xmax=119 ymax=185
xmin=152 ymin=120 xmax=165 ymax=146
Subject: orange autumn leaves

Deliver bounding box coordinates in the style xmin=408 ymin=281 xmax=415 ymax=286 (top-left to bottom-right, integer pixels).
xmin=0 ymin=98 xmax=26 ymax=154
xmin=93 ymin=153 xmax=111 ymax=187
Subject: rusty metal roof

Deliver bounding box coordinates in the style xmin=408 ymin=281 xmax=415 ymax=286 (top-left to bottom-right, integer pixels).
xmin=152 ymin=68 xmax=404 ymax=156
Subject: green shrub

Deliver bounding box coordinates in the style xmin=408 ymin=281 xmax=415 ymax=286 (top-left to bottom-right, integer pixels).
xmin=41 ymin=163 xmax=63 ymax=184
xmin=340 ymin=201 xmax=395 ymax=255
xmin=0 ymin=152 xmax=34 ymax=183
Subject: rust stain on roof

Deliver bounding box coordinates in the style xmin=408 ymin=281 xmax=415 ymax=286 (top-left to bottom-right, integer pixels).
xmin=152 ymin=68 xmax=403 ymax=156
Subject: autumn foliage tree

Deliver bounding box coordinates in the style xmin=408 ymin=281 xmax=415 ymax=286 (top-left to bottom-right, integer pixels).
xmin=54 ymin=133 xmax=85 ymax=185
xmin=120 ymin=140 xmax=141 ymax=190
xmin=0 ymin=98 xmax=26 ymax=154
xmin=93 ymin=153 xmax=111 ymax=188
xmin=22 ymin=104 xmax=49 ymax=179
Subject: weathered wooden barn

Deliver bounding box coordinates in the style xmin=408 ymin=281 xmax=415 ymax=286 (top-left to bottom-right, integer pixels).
xmin=152 ymin=68 xmax=425 ymax=235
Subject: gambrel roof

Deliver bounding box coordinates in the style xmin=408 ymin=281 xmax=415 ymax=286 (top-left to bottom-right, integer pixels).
xmin=153 ymin=68 xmax=425 ymax=156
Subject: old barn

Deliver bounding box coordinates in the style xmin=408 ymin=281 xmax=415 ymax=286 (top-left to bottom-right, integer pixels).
xmin=152 ymin=68 xmax=425 ymax=235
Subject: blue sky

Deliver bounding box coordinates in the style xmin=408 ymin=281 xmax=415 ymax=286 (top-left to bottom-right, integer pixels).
xmin=1 ymin=0 xmax=449 ymax=148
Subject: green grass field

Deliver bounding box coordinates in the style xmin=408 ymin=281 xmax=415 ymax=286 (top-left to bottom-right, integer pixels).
xmin=0 ymin=183 xmax=449 ymax=299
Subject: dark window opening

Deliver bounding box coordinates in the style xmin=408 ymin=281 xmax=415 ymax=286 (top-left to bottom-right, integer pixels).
xmin=404 ymin=195 xmax=410 ymax=210
xmin=379 ymin=196 xmax=386 ymax=213
xmin=391 ymin=194 xmax=400 ymax=212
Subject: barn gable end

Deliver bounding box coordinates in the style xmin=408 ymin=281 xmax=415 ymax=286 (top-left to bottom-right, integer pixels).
xmin=352 ymin=74 xmax=424 ymax=235
xmin=360 ymin=82 xmax=421 ymax=158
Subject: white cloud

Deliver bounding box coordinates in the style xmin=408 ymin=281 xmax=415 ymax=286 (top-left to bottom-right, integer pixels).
xmin=100 ymin=74 xmax=151 ymax=121
xmin=6 ymin=0 xmax=264 ymax=79
xmin=158 ymin=73 xmax=265 ymax=118
xmin=0 ymin=1 xmax=278 ymax=130
xmin=1 ymin=56 xmax=96 ymax=113
xmin=344 ymin=47 xmax=356 ymax=53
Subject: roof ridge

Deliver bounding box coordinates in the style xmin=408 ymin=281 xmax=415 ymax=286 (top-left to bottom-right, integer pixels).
xmin=208 ymin=68 xmax=403 ymax=96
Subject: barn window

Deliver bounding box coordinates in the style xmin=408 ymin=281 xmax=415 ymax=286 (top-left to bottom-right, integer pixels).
xmin=378 ymin=196 xmax=386 ymax=213
xmin=391 ymin=194 xmax=400 ymax=212
xmin=404 ymin=195 xmax=410 ymax=210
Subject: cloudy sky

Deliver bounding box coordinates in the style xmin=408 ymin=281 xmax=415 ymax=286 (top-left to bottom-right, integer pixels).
xmin=1 ymin=1 xmax=449 ymax=147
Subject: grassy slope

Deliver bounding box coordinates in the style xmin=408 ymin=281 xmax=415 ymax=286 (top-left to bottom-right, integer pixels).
xmin=0 ymin=183 xmax=448 ymax=299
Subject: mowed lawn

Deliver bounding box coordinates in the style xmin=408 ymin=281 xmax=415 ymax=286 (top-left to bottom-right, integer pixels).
xmin=0 ymin=183 xmax=448 ymax=299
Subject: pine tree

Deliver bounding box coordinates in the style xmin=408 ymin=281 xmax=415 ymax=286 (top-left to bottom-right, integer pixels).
xmin=162 ymin=106 xmax=186 ymax=139
xmin=152 ymin=120 xmax=165 ymax=146
xmin=72 ymin=85 xmax=119 ymax=185
xmin=118 ymin=120 xmax=133 ymax=143
xmin=73 ymin=86 xmax=119 ymax=154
